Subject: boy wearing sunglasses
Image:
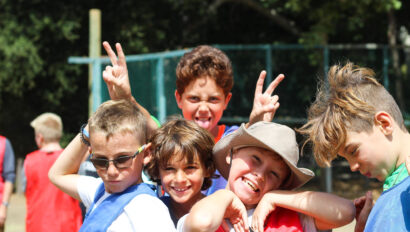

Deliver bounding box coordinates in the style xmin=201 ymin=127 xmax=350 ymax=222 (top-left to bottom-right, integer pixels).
xmin=49 ymin=100 xmax=175 ymax=231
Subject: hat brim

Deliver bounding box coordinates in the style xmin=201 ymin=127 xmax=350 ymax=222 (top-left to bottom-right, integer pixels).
xmin=213 ymin=123 xmax=314 ymax=190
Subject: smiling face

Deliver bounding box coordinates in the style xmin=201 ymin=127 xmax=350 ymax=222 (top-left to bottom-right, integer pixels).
xmin=226 ymin=147 xmax=290 ymax=209
xmin=159 ymin=153 xmax=208 ymax=209
xmin=338 ymin=125 xmax=397 ymax=182
xmin=175 ymin=76 xmax=232 ymax=138
xmin=90 ymin=131 xmax=145 ymax=193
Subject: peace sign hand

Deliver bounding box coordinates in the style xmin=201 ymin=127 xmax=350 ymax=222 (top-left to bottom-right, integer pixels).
xmin=248 ymin=70 xmax=285 ymax=126
xmin=102 ymin=41 xmax=132 ymax=101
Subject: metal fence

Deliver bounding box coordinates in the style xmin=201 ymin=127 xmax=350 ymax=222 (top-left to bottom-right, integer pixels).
xmin=69 ymin=44 xmax=410 ymax=192
xmin=69 ymin=43 xmax=410 ymax=125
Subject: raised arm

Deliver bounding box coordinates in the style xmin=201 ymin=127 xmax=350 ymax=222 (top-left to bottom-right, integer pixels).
xmin=247 ymin=71 xmax=285 ymax=127
xmin=102 ymin=41 xmax=159 ymax=135
xmin=251 ymin=190 xmax=355 ymax=232
xmin=183 ymin=189 xmax=249 ymax=232
xmin=48 ymin=133 xmax=89 ymax=201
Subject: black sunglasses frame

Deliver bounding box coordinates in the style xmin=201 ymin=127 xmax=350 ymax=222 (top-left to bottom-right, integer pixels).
xmin=90 ymin=144 xmax=146 ymax=170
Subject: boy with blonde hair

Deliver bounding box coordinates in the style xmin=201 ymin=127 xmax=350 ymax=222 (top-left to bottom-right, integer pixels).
xmin=49 ymin=100 xmax=175 ymax=231
xmin=180 ymin=121 xmax=355 ymax=232
xmin=24 ymin=112 xmax=82 ymax=232
xmin=298 ymin=62 xmax=410 ymax=231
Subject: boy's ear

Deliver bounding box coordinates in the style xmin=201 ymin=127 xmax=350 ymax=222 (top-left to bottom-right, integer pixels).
xmin=374 ymin=111 xmax=394 ymax=135
xmin=225 ymin=152 xmax=232 ymax=165
xmin=223 ymin=92 xmax=232 ymax=110
xmin=35 ymin=133 xmax=44 ymax=148
xmin=142 ymin=142 xmax=152 ymax=165
xmin=175 ymin=90 xmax=183 ymax=109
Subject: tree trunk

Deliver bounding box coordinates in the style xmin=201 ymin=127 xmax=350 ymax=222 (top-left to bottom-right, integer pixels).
xmin=387 ymin=10 xmax=405 ymax=110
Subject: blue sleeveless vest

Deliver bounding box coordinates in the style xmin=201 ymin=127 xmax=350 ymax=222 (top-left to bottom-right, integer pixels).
xmin=80 ymin=182 xmax=156 ymax=232
xmin=364 ymin=176 xmax=410 ymax=231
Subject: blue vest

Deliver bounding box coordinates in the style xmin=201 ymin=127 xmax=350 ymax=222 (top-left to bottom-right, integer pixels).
xmin=80 ymin=182 xmax=156 ymax=232
xmin=364 ymin=176 xmax=410 ymax=231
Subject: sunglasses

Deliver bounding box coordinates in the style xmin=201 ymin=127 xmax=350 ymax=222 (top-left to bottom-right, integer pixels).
xmin=90 ymin=144 xmax=146 ymax=170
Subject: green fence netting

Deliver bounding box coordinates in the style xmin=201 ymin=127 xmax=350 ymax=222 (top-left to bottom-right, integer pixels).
xmin=69 ymin=43 xmax=410 ymax=192
xmin=69 ymin=44 xmax=410 ymax=127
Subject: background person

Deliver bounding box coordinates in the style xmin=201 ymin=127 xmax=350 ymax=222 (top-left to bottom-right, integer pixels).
xmin=0 ymin=135 xmax=15 ymax=232
xmin=23 ymin=112 xmax=82 ymax=232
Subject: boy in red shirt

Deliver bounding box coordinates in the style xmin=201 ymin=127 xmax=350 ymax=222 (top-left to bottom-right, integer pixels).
xmin=23 ymin=113 xmax=82 ymax=232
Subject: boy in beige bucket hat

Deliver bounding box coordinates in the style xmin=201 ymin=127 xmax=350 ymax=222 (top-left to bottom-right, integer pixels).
xmin=179 ymin=121 xmax=355 ymax=232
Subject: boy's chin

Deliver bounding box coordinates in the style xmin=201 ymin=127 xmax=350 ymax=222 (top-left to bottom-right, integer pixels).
xmin=237 ymin=195 xmax=260 ymax=209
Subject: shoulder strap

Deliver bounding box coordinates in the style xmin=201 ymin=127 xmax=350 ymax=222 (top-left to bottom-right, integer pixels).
xmin=80 ymin=183 xmax=156 ymax=232
xmin=214 ymin=125 xmax=226 ymax=143
xmin=0 ymin=136 xmax=7 ymax=175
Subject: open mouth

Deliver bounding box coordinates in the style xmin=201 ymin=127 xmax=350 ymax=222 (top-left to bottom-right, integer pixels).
xmin=195 ymin=117 xmax=211 ymax=128
xmin=172 ymin=186 xmax=190 ymax=193
xmin=242 ymin=177 xmax=259 ymax=192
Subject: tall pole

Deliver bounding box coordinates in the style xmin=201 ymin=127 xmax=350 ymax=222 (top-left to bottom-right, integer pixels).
xmin=89 ymin=9 xmax=101 ymax=116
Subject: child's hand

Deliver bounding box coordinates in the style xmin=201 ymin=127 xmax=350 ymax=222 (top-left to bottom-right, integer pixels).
xmin=353 ymin=191 xmax=373 ymax=232
xmin=248 ymin=71 xmax=285 ymax=127
xmin=222 ymin=194 xmax=250 ymax=232
xmin=102 ymin=41 xmax=132 ymax=101
xmin=251 ymin=194 xmax=277 ymax=232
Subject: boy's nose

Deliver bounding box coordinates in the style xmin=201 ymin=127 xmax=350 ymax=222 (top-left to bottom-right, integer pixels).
xmin=198 ymin=102 xmax=209 ymax=112
xmin=106 ymin=162 xmax=119 ymax=176
xmin=253 ymin=169 xmax=265 ymax=183
xmin=175 ymin=170 xmax=187 ymax=182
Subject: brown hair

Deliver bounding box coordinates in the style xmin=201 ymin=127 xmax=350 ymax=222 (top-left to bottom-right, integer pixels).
xmin=145 ymin=116 xmax=215 ymax=190
xmin=298 ymin=62 xmax=405 ymax=167
xmin=176 ymin=45 xmax=233 ymax=96
xmin=88 ymin=99 xmax=148 ymax=145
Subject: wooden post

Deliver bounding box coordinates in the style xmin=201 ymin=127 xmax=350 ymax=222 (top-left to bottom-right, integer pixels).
xmin=15 ymin=158 xmax=24 ymax=194
xmin=89 ymin=9 xmax=101 ymax=116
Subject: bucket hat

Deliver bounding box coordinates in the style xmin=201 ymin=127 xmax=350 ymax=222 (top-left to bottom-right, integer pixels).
xmin=213 ymin=121 xmax=314 ymax=190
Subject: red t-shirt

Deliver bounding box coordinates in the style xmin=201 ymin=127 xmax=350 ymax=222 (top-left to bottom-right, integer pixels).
xmin=215 ymin=207 xmax=303 ymax=232
xmin=24 ymin=149 xmax=82 ymax=232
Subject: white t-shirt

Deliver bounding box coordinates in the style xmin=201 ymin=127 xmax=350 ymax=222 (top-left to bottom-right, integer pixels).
xmin=78 ymin=176 xmax=176 ymax=232
xmin=177 ymin=208 xmax=317 ymax=232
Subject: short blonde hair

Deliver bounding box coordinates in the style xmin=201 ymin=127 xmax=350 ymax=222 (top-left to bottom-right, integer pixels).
xmin=88 ymin=100 xmax=148 ymax=145
xmin=298 ymin=62 xmax=405 ymax=167
xmin=30 ymin=112 xmax=63 ymax=142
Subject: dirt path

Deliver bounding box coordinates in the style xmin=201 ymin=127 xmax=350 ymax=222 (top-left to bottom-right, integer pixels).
xmin=5 ymin=194 xmax=25 ymax=232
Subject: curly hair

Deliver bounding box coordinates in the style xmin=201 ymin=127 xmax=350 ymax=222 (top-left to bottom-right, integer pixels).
xmin=298 ymin=62 xmax=405 ymax=167
xmin=176 ymin=45 xmax=233 ymax=96
xmin=145 ymin=116 xmax=216 ymax=190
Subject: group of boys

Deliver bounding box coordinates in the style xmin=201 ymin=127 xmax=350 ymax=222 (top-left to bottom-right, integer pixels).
xmin=12 ymin=41 xmax=410 ymax=231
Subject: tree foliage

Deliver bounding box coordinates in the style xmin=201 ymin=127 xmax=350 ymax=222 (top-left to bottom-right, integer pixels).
xmin=0 ymin=0 xmax=409 ymax=158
